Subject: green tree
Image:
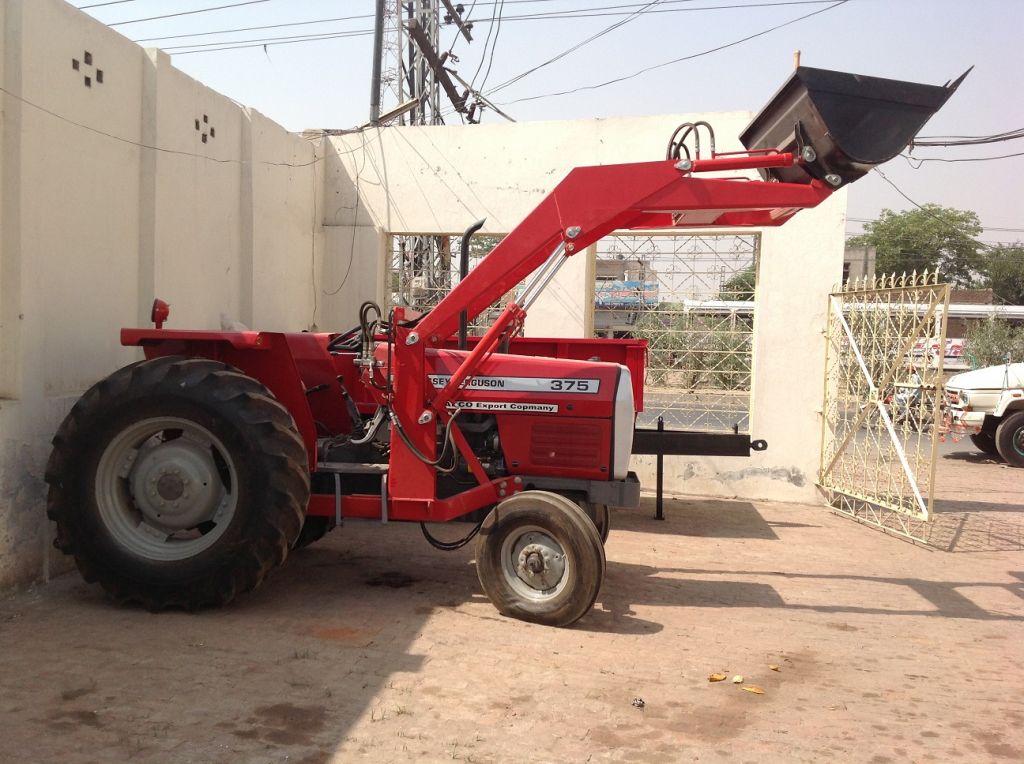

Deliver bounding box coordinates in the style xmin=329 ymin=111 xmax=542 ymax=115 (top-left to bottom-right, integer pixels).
xmin=963 ymin=319 xmax=1024 ymax=368
xmin=848 ymin=205 xmax=982 ymax=287
xmin=718 ymin=267 xmax=756 ymax=300
xmin=981 ymin=244 xmax=1024 ymax=305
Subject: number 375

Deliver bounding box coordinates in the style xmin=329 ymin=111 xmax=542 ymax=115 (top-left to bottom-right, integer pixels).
xmin=550 ymin=379 xmax=590 ymax=392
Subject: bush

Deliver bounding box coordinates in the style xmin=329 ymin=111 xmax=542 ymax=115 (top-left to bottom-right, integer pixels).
xmin=632 ymin=309 xmax=752 ymax=389
xmin=963 ymin=319 xmax=1024 ymax=368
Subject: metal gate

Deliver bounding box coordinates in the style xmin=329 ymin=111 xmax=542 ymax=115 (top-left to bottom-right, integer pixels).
xmin=387 ymin=233 xmax=506 ymax=333
xmin=819 ymin=271 xmax=950 ymax=541
xmin=594 ymin=233 xmax=759 ymax=433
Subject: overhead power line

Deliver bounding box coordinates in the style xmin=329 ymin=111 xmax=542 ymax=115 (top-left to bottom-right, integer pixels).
xmin=109 ymin=0 xmax=275 ymax=27
xmin=871 ymin=168 xmax=1024 ymax=257
xmin=79 ymin=0 xmax=138 ymax=9
xmin=494 ymin=0 xmax=850 ymax=104
xmin=911 ymin=127 xmax=1024 ymax=148
xmin=161 ymin=28 xmax=372 ymax=52
xmin=849 ymin=217 xmax=1024 ymax=235
xmin=902 ymin=151 xmax=1024 ymax=167
xmin=131 ymin=0 xmax=834 ymax=51
xmin=490 ymin=0 xmax=666 ymax=95
xmin=0 ymin=84 xmax=321 ymax=167
xmin=132 ymin=13 xmax=374 ymax=43
xmin=172 ymin=30 xmax=375 ymax=56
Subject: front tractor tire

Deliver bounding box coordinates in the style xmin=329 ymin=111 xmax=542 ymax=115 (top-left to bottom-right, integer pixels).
xmin=46 ymin=357 xmax=310 ymax=610
xmin=994 ymin=411 xmax=1024 ymax=468
xmin=476 ymin=491 xmax=605 ymax=627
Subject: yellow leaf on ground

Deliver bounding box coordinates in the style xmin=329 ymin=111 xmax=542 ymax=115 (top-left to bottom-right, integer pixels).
xmin=742 ymin=685 xmax=765 ymax=695
xmin=708 ymin=673 xmax=727 ymax=682
xmin=769 ymin=665 xmax=780 ymax=671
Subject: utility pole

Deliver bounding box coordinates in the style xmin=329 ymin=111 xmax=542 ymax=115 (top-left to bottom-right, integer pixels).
xmin=374 ymin=1 xmax=488 ymax=316
xmin=378 ymin=1 xmax=482 ymax=126
xmin=369 ymin=0 xmax=385 ymax=124
xmin=406 ymin=17 xmax=467 ymax=118
xmin=440 ymin=0 xmax=473 ymax=43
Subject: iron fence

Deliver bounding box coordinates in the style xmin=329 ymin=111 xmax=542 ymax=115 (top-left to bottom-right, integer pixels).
xmin=594 ymin=233 xmax=759 ymax=432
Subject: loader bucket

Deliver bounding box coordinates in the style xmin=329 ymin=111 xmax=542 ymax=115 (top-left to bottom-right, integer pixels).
xmin=740 ymin=66 xmax=970 ymax=188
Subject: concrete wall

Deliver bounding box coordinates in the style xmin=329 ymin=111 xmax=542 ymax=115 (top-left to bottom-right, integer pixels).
xmin=0 ymin=0 xmax=321 ymax=590
xmin=324 ymin=116 xmax=847 ymax=506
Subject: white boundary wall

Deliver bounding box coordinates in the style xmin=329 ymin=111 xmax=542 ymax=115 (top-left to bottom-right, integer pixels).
xmin=0 ymin=0 xmax=322 ymax=589
xmin=324 ymin=119 xmax=847 ymax=508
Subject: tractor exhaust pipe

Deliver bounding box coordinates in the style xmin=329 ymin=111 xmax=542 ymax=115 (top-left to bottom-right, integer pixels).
xmin=458 ymin=218 xmax=487 ymax=350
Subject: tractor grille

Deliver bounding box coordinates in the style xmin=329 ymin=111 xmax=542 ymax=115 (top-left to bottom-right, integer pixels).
xmin=529 ymin=423 xmax=603 ymax=468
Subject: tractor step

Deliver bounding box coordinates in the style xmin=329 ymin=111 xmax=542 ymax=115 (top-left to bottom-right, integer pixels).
xmin=315 ymin=462 xmax=389 ymax=474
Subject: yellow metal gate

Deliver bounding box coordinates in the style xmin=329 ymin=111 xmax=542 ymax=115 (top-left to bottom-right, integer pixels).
xmin=819 ymin=272 xmax=950 ymax=541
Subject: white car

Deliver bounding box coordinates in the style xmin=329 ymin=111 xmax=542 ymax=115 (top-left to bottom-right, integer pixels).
xmin=945 ymin=362 xmax=1024 ymax=467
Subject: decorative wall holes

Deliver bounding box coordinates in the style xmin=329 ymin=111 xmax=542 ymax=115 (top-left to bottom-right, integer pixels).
xmin=194 ymin=114 xmax=216 ymax=144
xmin=72 ymin=51 xmax=103 ymax=88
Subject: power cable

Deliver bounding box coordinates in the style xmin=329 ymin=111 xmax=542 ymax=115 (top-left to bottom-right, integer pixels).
xmin=109 ymin=0 xmax=275 ymax=27
xmin=901 ymin=151 xmax=1024 ymax=167
xmin=849 ymin=217 xmax=1024 ymax=235
xmin=0 ymin=84 xmax=322 ymax=168
xmin=495 ymin=0 xmax=850 ymax=104
xmin=132 ymin=12 xmax=375 ymax=43
xmin=489 ymin=0 xmax=665 ymax=95
xmin=478 ymin=0 xmax=507 ymax=93
xmin=79 ymin=0 xmax=138 ymax=9
xmin=173 ymin=30 xmax=375 ymax=56
xmin=911 ymin=127 xmax=1024 ymax=148
xmin=871 ymin=168 xmax=1022 ymax=258
xmin=149 ymin=1 xmax=840 ymax=56
xmin=161 ymin=28 xmax=371 ymax=52
xmin=469 ymin=0 xmax=503 ymax=90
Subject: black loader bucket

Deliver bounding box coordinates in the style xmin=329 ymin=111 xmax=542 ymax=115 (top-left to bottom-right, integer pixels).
xmin=740 ymin=66 xmax=970 ymax=188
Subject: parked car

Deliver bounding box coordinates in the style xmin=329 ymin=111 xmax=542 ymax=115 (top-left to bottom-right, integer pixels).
xmin=945 ymin=362 xmax=1024 ymax=467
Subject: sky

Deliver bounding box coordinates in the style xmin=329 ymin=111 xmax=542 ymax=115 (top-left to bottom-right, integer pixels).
xmin=71 ymin=0 xmax=1024 ymax=245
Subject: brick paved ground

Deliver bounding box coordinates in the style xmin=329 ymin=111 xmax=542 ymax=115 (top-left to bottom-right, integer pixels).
xmin=0 ymin=443 xmax=1020 ymax=763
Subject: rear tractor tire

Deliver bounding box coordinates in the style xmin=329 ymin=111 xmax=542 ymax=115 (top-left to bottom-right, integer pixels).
xmin=994 ymin=411 xmax=1024 ymax=468
xmin=292 ymin=516 xmax=334 ymax=550
xmin=45 ymin=356 xmax=310 ymax=610
xmin=475 ymin=491 xmax=605 ymax=627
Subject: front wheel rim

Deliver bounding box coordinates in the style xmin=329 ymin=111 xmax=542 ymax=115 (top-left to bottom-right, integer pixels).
xmin=499 ymin=524 xmax=571 ymax=602
xmin=95 ymin=417 xmax=239 ymax=561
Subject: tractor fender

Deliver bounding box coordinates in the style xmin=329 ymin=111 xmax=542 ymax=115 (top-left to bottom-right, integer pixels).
xmin=121 ymin=329 xmax=319 ymax=469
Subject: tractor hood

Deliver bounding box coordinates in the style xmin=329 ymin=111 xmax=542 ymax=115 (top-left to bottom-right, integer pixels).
xmin=947 ymin=363 xmax=1024 ymax=391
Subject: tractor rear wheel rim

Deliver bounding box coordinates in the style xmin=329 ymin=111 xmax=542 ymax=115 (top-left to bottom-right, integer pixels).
xmin=96 ymin=417 xmax=239 ymax=561
xmin=499 ymin=525 xmax=569 ymax=601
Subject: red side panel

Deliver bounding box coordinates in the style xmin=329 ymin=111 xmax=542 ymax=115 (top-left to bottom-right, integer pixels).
xmin=499 ymin=415 xmax=613 ymax=479
xmin=441 ymin=336 xmax=648 ymax=411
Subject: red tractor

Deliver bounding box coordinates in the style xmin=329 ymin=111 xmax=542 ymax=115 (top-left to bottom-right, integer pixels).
xmin=45 ymin=67 xmax=964 ymax=626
